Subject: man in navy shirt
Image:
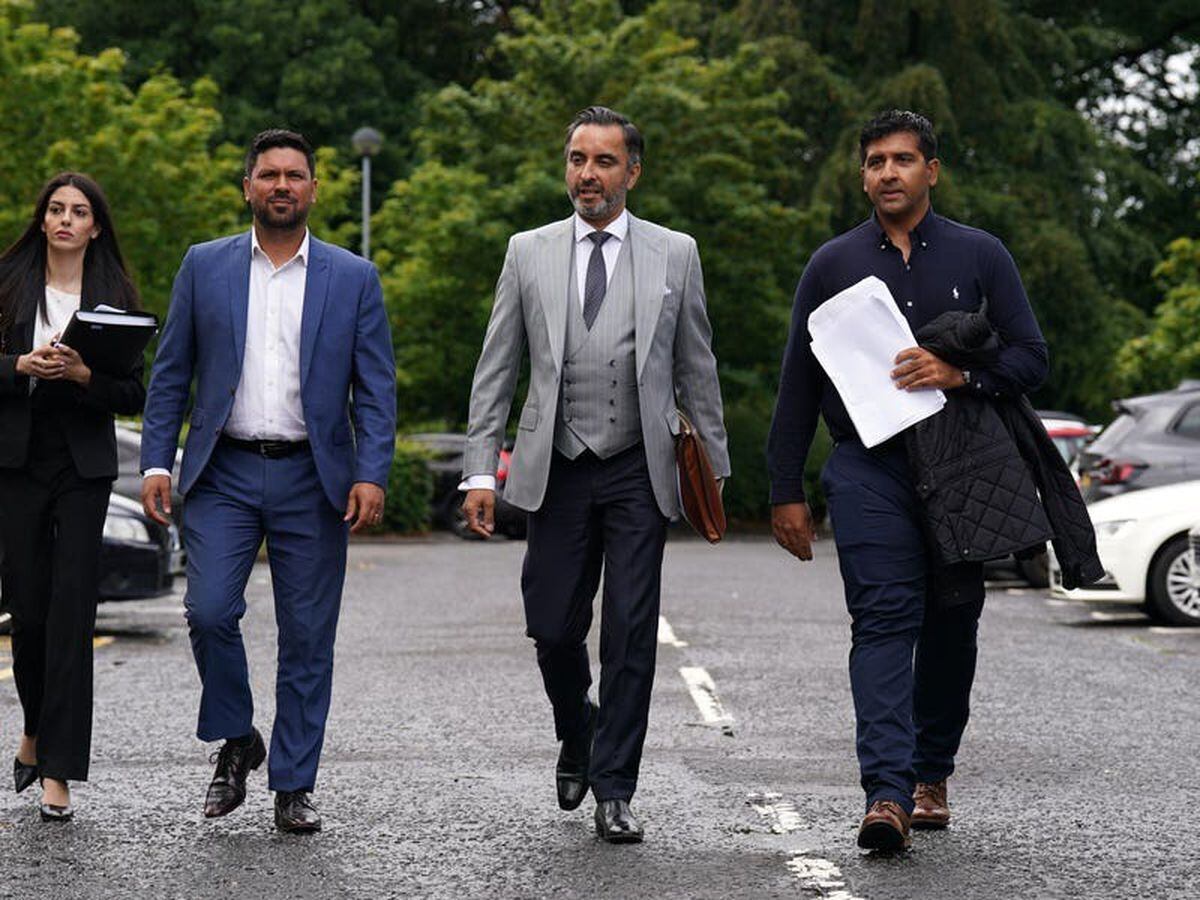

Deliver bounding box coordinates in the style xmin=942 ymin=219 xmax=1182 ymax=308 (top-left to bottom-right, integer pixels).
xmin=767 ymin=110 xmax=1047 ymax=851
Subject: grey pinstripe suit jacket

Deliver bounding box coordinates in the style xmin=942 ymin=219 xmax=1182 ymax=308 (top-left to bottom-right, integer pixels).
xmin=462 ymin=213 xmax=729 ymax=519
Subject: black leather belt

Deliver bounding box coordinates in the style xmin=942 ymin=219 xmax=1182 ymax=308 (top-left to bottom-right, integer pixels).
xmin=219 ymin=434 xmax=310 ymax=458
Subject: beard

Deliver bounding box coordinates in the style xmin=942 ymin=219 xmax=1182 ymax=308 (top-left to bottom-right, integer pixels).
xmin=568 ymin=180 xmax=627 ymax=222
xmin=251 ymin=194 xmax=309 ymax=231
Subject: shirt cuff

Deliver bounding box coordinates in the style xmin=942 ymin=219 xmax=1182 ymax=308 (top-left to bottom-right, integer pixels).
xmin=142 ymin=468 xmax=172 ymax=479
xmin=458 ymin=475 xmax=496 ymax=492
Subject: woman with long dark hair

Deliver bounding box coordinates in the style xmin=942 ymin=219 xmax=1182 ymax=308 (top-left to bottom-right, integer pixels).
xmin=0 ymin=172 xmax=145 ymax=820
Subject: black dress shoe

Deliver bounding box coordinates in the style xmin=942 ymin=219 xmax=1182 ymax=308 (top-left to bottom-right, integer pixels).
xmin=594 ymin=799 xmax=643 ymax=844
xmin=203 ymin=728 xmax=266 ymax=818
xmin=14 ymin=757 xmax=38 ymax=794
xmin=39 ymin=802 xmax=74 ymax=822
xmin=556 ymin=701 xmax=597 ymax=811
xmin=274 ymin=790 xmax=322 ymax=833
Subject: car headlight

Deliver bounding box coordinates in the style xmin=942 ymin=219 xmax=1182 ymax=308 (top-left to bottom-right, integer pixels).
xmin=103 ymin=514 xmax=153 ymax=544
xmin=1093 ymin=519 xmax=1135 ymax=539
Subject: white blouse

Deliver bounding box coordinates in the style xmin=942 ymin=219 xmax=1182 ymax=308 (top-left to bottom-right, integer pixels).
xmin=33 ymin=285 xmax=81 ymax=350
xmin=30 ymin=285 xmax=81 ymax=391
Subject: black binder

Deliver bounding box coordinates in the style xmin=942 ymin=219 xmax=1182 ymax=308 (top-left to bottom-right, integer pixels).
xmin=58 ymin=309 xmax=158 ymax=375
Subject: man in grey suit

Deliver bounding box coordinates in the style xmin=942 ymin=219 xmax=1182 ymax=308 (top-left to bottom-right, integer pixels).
xmin=461 ymin=106 xmax=729 ymax=843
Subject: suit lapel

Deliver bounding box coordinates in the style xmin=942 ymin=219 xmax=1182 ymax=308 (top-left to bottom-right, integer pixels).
xmin=629 ymin=214 xmax=667 ymax=378
xmin=226 ymin=231 xmax=253 ymax=376
xmin=299 ymin=237 xmax=331 ymax=388
xmin=534 ymin=217 xmax=574 ymax=373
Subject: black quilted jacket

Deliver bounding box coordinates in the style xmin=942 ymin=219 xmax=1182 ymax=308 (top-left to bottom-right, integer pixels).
xmin=904 ymin=310 xmax=1104 ymax=603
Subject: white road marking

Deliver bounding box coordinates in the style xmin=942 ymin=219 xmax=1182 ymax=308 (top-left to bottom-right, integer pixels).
xmin=1149 ymin=626 xmax=1200 ymax=634
xmin=658 ymin=616 xmax=688 ymax=647
xmin=100 ymin=604 xmax=186 ymax=616
xmin=1043 ymin=598 xmax=1072 ymax=607
xmin=678 ymin=666 xmax=734 ymax=735
xmin=747 ymin=791 xmax=804 ymax=833
xmin=747 ymin=792 xmax=866 ymax=899
xmin=784 ymin=857 xmax=865 ymax=900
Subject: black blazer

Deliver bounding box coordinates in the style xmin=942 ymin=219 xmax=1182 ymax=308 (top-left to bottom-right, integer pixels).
xmin=0 ymin=292 xmax=145 ymax=479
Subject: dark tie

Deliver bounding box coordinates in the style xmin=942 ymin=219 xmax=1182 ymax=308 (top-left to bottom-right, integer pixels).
xmin=583 ymin=231 xmax=612 ymax=330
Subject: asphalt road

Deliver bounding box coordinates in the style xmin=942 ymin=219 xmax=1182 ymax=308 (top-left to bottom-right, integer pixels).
xmin=1 ymin=533 xmax=1197 ymax=899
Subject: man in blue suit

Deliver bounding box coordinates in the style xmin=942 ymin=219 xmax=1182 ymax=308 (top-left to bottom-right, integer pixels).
xmin=140 ymin=129 xmax=396 ymax=833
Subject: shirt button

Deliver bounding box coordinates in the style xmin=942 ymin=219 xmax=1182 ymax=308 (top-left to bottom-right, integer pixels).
xmin=609 ymin=416 xmax=616 ymax=423
xmin=921 ymin=241 xmax=928 ymax=248
xmin=609 ymin=399 xmax=615 ymax=406
xmin=879 ymin=243 xmax=886 ymax=250
xmin=611 ymin=380 xmax=617 ymax=386
xmin=906 ymin=301 xmax=913 ymax=308
xmin=609 ymin=360 xmax=616 ymax=367
xmin=905 ymin=264 xmax=911 ymax=271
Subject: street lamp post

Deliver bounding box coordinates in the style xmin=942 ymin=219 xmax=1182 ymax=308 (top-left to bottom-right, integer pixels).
xmin=351 ymin=126 xmax=383 ymax=259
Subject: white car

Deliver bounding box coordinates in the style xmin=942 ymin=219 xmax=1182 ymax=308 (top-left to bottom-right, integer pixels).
xmin=1049 ymin=479 xmax=1200 ymax=625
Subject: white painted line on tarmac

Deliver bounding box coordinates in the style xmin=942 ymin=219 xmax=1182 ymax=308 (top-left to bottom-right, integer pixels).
xmin=747 ymin=791 xmax=804 ymax=833
xmin=1149 ymin=626 xmax=1200 ymax=634
xmin=784 ymin=857 xmax=865 ymax=900
xmin=747 ymin=792 xmax=866 ymax=899
xmin=1044 ymin=598 xmax=1072 ymax=607
xmin=0 ymin=668 xmax=11 ymax=682
xmin=678 ymin=666 xmax=734 ymax=734
xmin=658 ymin=615 xmax=688 ymax=647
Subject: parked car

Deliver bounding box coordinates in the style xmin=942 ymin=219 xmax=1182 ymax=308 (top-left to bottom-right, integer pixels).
xmin=1049 ymin=479 xmax=1200 ymax=625
xmin=986 ymin=411 xmax=1098 ymax=588
xmin=1036 ymin=411 xmax=1100 ymax=469
xmin=405 ymin=433 xmax=527 ymax=539
xmin=114 ymin=421 xmax=184 ymax=514
xmin=1076 ymin=380 xmax=1200 ymax=503
xmin=0 ymin=493 xmax=184 ymax=633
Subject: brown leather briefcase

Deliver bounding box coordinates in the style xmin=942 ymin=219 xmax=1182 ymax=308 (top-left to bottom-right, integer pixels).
xmin=675 ymin=410 xmax=726 ymax=543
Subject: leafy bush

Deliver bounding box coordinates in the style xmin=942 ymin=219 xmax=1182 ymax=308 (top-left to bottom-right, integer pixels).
xmin=379 ymin=440 xmax=433 ymax=534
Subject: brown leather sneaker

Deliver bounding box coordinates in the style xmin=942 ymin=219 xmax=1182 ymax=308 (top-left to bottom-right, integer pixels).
xmin=911 ymin=780 xmax=950 ymax=829
xmin=857 ymin=800 xmax=912 ymax=851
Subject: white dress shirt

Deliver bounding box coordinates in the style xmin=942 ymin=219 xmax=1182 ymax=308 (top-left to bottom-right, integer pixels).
xmin=144 ymin=229 xmax=310 ymax=479
xmin=224 ymin=228 xmax=310 ymax=441
xmin=459 ymin=210 xmax=629 ymax=493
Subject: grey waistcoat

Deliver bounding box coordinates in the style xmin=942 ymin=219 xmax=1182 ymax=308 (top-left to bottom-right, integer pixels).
xmin=554 ymin=238 xmax=641 ymax=459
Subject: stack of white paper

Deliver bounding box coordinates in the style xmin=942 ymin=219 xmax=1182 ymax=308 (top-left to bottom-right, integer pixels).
xmin=808 ymin=275 xmax=945 ymax=448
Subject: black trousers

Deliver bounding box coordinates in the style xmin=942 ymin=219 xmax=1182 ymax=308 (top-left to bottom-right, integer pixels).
xmin=0 ymin=413 xmax=110 ymax=782
xmin=521 ymin=444 xmax=668 ymax=802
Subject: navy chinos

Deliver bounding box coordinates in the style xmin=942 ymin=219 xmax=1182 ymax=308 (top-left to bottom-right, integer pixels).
xmin=821 ymin=437 xmax=983 ymax=813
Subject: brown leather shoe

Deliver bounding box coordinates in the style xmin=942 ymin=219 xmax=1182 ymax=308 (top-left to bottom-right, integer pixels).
xmin=911 ymin=780 xmax=950 ymax=829
xmin=857 ymin=800 xmax=911 ymax=851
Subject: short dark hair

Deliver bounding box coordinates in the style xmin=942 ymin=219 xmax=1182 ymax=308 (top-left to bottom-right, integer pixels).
xmin=564 ymin=106 xmax=644 ymax=167
xmin=859 ymin=110 xmax=938 ymax=163
xmin=244 ymin=129 xmax=316 ymax=179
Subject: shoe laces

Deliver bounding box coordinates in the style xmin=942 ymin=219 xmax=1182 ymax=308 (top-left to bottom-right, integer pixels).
xmin=914 ymin=781 xmax=947 ymax=806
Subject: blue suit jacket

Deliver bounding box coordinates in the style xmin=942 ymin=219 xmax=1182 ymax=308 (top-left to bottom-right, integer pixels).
xmin=141 ymin=231 xmax=396 ymax=511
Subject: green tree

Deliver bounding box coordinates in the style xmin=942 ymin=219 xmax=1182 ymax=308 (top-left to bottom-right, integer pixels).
xmin=33 ymin=0 xmax=516 ymax=188
xmin=372 ymin=0 xmax=827 ymax=415
xmin=1115 ymin=236 xmax=1200 ymax=394
xmin=0 ymin=3 xmax=241 ymax=317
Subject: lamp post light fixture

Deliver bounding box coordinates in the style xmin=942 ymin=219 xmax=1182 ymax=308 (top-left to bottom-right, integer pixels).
xmin=352 ymin=126 xmax=384 ymax=259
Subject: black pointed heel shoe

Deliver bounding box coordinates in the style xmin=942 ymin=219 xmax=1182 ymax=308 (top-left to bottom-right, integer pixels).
xmin=14 ymin=757 xmax=38 ymax=794
xmin=39 ymin=802 xmax=74 ymax=822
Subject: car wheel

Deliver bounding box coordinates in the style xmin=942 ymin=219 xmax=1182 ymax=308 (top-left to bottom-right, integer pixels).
xmin=1145 ymin=535 xmax=1200 ymax=626
xmin=1016 ymin=548 xmax=1049 ymax=589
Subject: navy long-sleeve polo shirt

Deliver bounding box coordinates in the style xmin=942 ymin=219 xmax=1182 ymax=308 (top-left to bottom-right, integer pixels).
xmin=766 ymin=208 xmax=1048 ymax=505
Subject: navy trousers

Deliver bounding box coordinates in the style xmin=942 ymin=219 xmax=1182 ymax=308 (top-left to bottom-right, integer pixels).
xmin=521 ymin=444 xmax=668 ymax=803
xmin=182 ymin=441 xmax=348 ymax=792
xmin=821 ymin=438 xmax=984 ymax=813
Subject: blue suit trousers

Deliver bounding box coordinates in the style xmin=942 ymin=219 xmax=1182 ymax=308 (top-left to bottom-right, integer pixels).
xmin=821 ymin=438 xmax=984 ymax=814
xmin=182 ymin=441 xmax=348 ymax=792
